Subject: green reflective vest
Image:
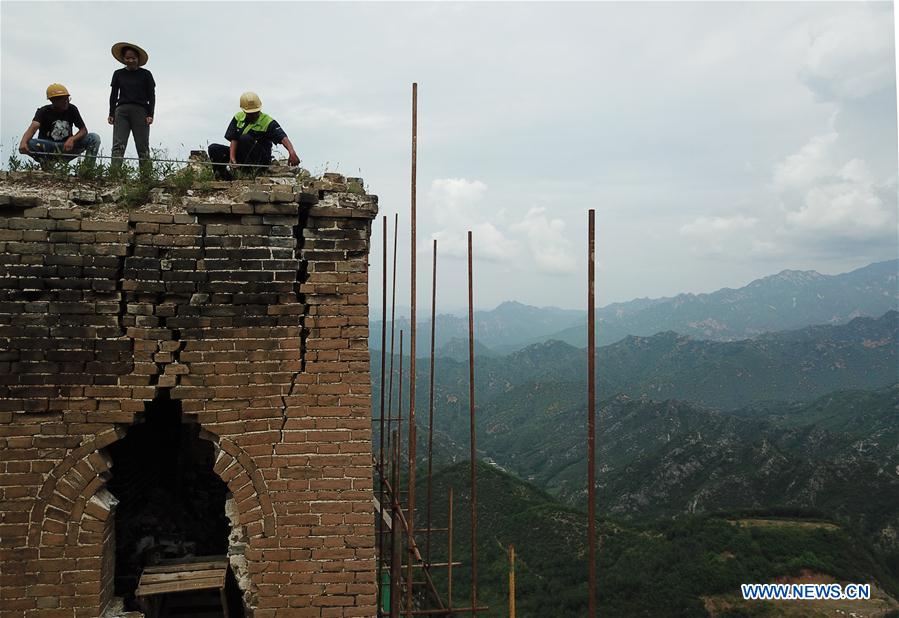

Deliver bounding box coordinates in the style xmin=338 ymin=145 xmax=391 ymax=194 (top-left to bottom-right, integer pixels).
xmin=234 ymin=111 xmax=274 ymax=136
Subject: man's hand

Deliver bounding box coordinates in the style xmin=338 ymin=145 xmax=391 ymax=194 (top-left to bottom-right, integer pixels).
xmin=18 ymin=142 xmax=29 ymax=155
xmin=146 ymin=116 xmax=154 ymax=125
xmin=107 ymin=116 xmax=114 ymax=125
xmin=287 ymin=151 xmax=300 ymax=166
xmin=229 ymin=157 xmax=237 ymax=166
xmin=63 ymin=138 xmax=76 ymax=152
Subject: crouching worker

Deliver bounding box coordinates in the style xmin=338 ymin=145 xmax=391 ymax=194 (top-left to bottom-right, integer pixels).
xmin=18 ymin=84 xmax=101 ymax=169
xmin=207 ymin=91 xmax=299 ymax=181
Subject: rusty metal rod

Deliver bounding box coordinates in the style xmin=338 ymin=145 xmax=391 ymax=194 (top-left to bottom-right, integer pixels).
xmin=467 ymin=230 xmax=478 ymax=616
xmin=379 ymin=464 xmax=446 ymax=611
xmin=379 ymin=215 xmax=388 ymax=616
xmin=378 ymin=527 xmax=448 ymax=535
xmin=391 ymin=435 xmax=402 ymax=618
xmin=373 ymin=524 xmax=449 ymax=536
xmin=398 ymin=331 xmax=404 ymax=467
xmin=426 ymin=238 xmax=437 ymax=565
xmin=587 ymin=208 xmax=597 ymax=618
xmin=407 ymin=81 xmax=419 ymax=617
xmin=448 ymin=487 xmax=454 ymax=613
xmin=509 ymin=545 xmax=516 ymax=618
xmin=386 ymin=214 xmax=399 ymax=467
xmin=406 ymin=608 xmax=489 ymax=616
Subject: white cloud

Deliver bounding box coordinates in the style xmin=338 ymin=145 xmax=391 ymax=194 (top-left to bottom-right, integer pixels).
xmin=427 ymin=178 xmax=488 ymax=226
xmin=472 ymin=222 xmax=519 ymax=261
xmin=431 ymin=223 xmax=519 ymax=263
xmin=426 ymin=178 xmax=518 ymax=262
xmin=427 ymin=183 xmax=575 ymax=269
xmin=512 ymin=207 xmax=577 ymax=274
xmin=799 ymin=7 xmax=895 ymax=101
xmin=773 ymin=132 xmax=838 ymax=191
xmin=763 ymin=4 xmax=898 ymax=257
xmin=784 ymin=159 xmax=894 ymax=239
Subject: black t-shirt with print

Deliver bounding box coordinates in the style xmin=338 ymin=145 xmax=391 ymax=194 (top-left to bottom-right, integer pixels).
xmin=33 ymin=104 xmax=86 ymax=141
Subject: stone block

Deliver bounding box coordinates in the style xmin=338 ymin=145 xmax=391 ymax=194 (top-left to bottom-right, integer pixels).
xmin=48 ymin=208 xmax=82 ymax=220
xmin=254 ymin=203 xmax=298 ymax=215
xmin=186 ymin=202 xmax=233 ymax=215
xmin=240 ymin=190 xmax=270 ymax=203
xmin=68 ymin=189 xmax=98 ymax=205
xmin=11 ymin=195 xmax=41 ymax=207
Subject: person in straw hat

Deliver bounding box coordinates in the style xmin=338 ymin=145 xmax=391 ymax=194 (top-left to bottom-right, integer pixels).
xmin=207 ymin=91 xmax=300 ymax=181
xmin=108 ymin=41 xmax=155 ymax=175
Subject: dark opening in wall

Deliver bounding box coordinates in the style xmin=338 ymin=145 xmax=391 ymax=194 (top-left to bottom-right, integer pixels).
xmin=107 ymin=392 xmax=233 ymax=612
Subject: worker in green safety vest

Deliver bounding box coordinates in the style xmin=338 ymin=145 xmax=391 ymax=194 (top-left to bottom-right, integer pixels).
xmin=207 ymin=91 xmax=300 ymax=180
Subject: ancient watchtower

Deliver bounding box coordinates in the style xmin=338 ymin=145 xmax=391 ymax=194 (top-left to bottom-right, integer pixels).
xmin=0 ymin=172 xmax=379 ymax=617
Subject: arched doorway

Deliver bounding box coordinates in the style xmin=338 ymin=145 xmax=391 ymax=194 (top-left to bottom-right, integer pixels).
xmin=106 ymin=392 xmax=243 ymax=616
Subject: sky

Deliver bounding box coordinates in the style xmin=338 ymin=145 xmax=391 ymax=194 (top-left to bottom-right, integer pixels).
xmin=1 ymin=1 xmax=897 ymax=313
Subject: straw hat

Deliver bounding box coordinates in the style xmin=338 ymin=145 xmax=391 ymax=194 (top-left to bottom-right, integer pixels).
xmin=111 ymin=42 xmax=149 ymax=66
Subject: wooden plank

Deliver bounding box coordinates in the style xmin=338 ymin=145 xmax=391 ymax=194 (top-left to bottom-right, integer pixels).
xmin=141 ymin=569 xmax=225 ymax=585
xmin=136 ymin=576 xmax=225 ymax=597
xmin=143 ymin=560 xmax=228 ymax=574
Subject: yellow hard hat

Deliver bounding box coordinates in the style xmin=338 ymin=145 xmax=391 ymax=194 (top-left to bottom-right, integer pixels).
xmin=46 ymin=83 xmax=70 ymax=99
xmin=240 ymin=91 xmax=262 ymax=113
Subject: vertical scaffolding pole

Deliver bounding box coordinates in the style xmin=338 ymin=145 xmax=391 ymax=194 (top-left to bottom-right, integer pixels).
xmin=587 ymin=209 xmax=597 ymax=618
xmin=390 ymin=435 xmax=401 ymax=618
xmin=378 ymin=215 xmax=388 ymax=616
xmin=386 ymin=214 xmax=399 ymax=464
xmin=467 ymin=231 xmax=478 ymax=616
xmin=448 ymin=487 xmax=454 ymax=614
xmin=407 ymin=81 xmax=419 ymax=616
xmin=398 ymin=331 xmax=404 ymax=474
xmin=509 ymin=545 xmax=516 ymax=618
xmin=426 ymin=239 xmax=437 ymax=566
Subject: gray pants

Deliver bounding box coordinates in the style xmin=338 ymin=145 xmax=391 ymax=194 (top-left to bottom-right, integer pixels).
xmin=111 ymin=103 xmax=151 ymax=171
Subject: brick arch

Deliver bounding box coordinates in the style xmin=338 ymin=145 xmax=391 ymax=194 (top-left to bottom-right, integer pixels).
xmin=27 ymin=424 xmax=276 ymax=548
xmin=201 ymin=429 xmax=277 ymax=538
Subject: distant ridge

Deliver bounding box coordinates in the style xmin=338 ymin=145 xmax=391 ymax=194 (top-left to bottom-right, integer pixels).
xmin=370 ymin=260 xmax=898 ymax=353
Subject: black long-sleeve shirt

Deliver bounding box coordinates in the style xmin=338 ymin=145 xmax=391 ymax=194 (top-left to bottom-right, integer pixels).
xmin=109 ymin=67 xmax=156 ymax=116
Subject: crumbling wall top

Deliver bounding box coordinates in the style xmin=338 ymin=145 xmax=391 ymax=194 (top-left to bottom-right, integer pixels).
xmin=0 ymin=168 xmax=377 ymax=221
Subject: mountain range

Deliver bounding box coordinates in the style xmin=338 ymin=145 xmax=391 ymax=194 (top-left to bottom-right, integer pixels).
xmin=370 ymin=259 xmax=899 ymax=615
xmin=370 ymin=259 xmax=898 ymax=354
xmin=373 ymin=310 xmax=898 ymax=415
xmin=372 ymin=316 xmax=899 ymax=551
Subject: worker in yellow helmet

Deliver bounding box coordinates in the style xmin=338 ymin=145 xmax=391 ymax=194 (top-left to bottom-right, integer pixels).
xmin=18 ymin=83 xmax=101 ymax=169
xmin=207 ymin=91 xmax=300 ymax=181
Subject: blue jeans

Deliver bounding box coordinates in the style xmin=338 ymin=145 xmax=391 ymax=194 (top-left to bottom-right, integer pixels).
xmin=27 ymin=133 xmax=101 ymax=164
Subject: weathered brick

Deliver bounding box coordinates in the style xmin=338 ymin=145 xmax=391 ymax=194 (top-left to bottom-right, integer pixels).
xmin=0 ymin=175 xmax=379 ymax=613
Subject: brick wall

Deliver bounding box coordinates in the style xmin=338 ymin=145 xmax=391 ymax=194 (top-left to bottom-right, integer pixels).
xmin=0 ymin=175 xmax=378 ymax=617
